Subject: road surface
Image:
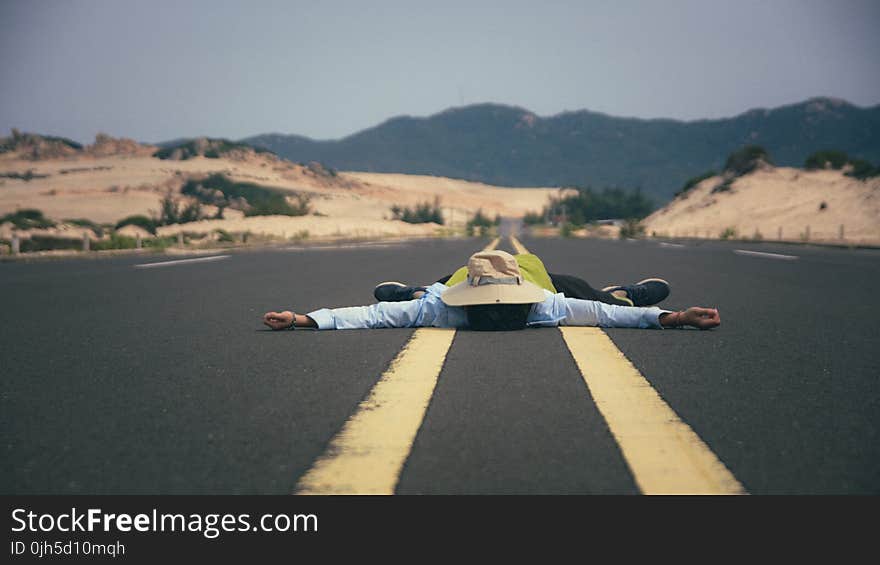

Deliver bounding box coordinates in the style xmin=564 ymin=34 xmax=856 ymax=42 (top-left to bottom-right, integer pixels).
xmin=2 ymin=235 xmax=878 ymax=494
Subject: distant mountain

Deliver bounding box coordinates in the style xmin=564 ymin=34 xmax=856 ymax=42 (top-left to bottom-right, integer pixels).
xmin=242 ymin=97 xmax=880 ymax=203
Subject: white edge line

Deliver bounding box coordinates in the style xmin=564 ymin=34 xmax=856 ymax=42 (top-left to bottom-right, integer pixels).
xmin=659 ymin=242 xmax=685 ymax=248
xmin=733 ymin=249 xmax=799 ymax=261
xmin=134 ymin=255 xmax=230 ymax=268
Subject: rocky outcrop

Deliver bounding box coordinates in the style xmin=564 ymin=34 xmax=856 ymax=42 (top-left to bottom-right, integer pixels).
xmin=0 ymin=129 xmax=82 ymax=160
xmin=0 ymin=130 xmax=154 ymax=160
xmin=84 ymin=133 xmax=155 ymax=157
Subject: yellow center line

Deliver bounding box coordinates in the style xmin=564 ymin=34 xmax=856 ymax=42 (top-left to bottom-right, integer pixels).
xmin=561 ymin=328 xmax=746 ymax=494
xmin=295 ymin=238 xmax=499 ymax=494
xmin=512 ymin=235 xmax=744 ymax=494
xmin=509 ymin=234 xmax=528 ymax=254
xmin=295 ymin=328 xmax=455 ymax=494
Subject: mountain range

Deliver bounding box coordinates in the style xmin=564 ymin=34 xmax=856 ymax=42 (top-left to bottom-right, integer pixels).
xmin=183 ymin=97 xmax=880 ymax=204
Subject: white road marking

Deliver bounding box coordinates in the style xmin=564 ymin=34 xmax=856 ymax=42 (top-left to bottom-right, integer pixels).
xmin=733 ymin=249 xmax=799 ymax=261
xmin=283 ymin=241 xmax=408 ymax=251
xmin=659 ymin=242 xmax=685 ymax=248
xmin=134 ymin=255 xmax=230 ymax=268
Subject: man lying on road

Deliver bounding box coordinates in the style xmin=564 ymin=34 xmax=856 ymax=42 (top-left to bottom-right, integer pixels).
xmin=262 ymin=250 xmax=721 ymax=332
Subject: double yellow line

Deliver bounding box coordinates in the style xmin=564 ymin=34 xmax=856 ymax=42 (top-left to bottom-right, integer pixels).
xmin=296 ymin=235 xmax=744 ymax=494
xmin=295 ymin=237 xmax=499 ymax=494
xmin=512 ymin=234 xmax=744 ymax=494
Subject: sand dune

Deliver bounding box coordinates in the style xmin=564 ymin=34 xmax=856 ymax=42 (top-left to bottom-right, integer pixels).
xmin=0 ymin=151 xmax=557 ymax=240
xmin=643 ymin=167 xmax=880 ymax=245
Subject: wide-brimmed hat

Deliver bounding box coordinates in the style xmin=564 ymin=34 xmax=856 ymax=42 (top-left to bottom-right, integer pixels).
xmin=441 ymin=250 xmax=546 ymax=306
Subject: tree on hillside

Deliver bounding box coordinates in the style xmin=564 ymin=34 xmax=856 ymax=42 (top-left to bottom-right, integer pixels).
xmin=724 ymin=145 xmax=772 ymax=176
xmin=804 ymin=150 xmax=850 ymax=170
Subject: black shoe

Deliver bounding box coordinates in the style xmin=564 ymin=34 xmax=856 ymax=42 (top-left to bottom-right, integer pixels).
xmin=601 ymin=278 xmax=670 ymax=307
xmin=373 ymin=281 xmax=427 ymax=302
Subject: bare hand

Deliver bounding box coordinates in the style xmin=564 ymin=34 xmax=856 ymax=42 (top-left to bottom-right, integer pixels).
xmin=681 ymin=307 xmax=721 ymax=329
xmin=263 ymin=310 xmax=294 ymax=330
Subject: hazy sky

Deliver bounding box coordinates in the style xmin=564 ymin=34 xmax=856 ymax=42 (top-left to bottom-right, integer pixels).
xmin=1 ymin=0 xmax=878 ymax=144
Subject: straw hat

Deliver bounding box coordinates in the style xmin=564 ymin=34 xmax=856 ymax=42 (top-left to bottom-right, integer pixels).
xmin=441 ymin=250 xmax=546 ymax=306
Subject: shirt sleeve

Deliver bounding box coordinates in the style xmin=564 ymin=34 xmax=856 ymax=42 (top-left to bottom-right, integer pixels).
xmin=305 ymin=300 xmax=426 ymax=330
xmin=304 ymin=282 xmax=463 ymax=330
xmin=560 ymin=297 xmax=669 ymax=329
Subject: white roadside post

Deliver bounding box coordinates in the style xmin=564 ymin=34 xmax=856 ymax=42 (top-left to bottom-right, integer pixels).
xmin=11 ymin=233 xmax=20 ymax=255
xmin=82 ymin=232 xmax=90 ymax=252
xmin=136 ymin=233 xmax=142 ymax=249
xmin=177 ymin=232 xmax=184 ymax=248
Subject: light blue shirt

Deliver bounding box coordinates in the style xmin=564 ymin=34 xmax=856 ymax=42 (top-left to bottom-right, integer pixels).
xmin=306 ymin=283 xmax=667 ymax=330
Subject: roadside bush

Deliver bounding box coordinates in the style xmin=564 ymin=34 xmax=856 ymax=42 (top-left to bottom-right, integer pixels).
xmin=522 ymin=211 xmax=544 ymax=225
xmin=719 ymin=226 xmax=737 ymax=240
xmin=542 ymin=186 xmax=654 ymax=225
xmin=92 ymin=234 xmax=138 ymax=251
xmin=619 ymin=219 xmax=645 ymax=239
xmin=115 ymin=214 xmax=158 ymax=235
xmin=18 ymin=235 xmax=79 ymax=252
xmin=64 ymin=218 xmax=105 ymax=238
xmin=465 ymin=209 xmax=498 ymax=236
xmin=390 ymin=197 xmax=444 ymax=224
xmin=1 ymin=209 xmax=55 ymax=229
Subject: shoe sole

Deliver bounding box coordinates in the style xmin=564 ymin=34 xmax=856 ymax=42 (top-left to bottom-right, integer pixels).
xmin=636 ymin=278 xmax=669 ymax=286
xmin=374 ymin=281 xmax=406 ymax=290
xmin=601 ymin=278 xmax=669 ymax=307
xmin=601 ymin=278 xmax=669 ymax=292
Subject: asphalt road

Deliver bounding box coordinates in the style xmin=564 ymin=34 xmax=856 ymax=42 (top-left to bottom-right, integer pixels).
xmin=1 ymin=236 xmax=878 ymax=494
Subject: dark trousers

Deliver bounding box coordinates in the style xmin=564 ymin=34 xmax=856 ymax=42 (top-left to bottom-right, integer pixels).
xmin=435 ymin=273 xmax=628 ymax=306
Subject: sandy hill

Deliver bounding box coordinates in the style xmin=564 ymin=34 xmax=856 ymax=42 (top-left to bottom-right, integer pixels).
xmin=0 ymin=132 xmax=556 ymax=243
xmin=643 ymin=165 xmax=880 ymax=245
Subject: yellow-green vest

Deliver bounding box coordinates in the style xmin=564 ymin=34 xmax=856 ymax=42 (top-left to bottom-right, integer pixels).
xmin=445 ymin=253 xmax=557 ymax=293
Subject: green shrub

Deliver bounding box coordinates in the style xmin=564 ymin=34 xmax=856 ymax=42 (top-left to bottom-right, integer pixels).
xmin=719 ymin=226 xmax=737 ymax=240
xmin=63 ymin=218 xmax=105 ymax=237
xmin=559 ymin=223 xmax=575 ymax=238
xmin=846 ymin=159 xmax=880 ymax=180
xmin=522 ymin=211 xmax=544 ymax=225
xmin=181 ymin=173 xmax=310 ymax=217
xmin=1 ymin=209 xmax=55 ymax=229
xmin=805 ymin=150 xmax=850 ymax=170
xmin=115 ymin=214 xmax=157 ymax=234
xmin=619 ymin=219 xmax=645 ymax=239
xmin=724 ymin=145 xmax=771 ymax=176
xmin=390 ymin=197 xmax=444 ymax=224
xmin=542 ymin=186 xmax=654 ymax=224
xmin=92 ymin=234 xmax=138 ymax=250
xmin=214 ymin=229 xmax=235 ymax=242
xmin=18 ymin=236 xmax=79 ymax=252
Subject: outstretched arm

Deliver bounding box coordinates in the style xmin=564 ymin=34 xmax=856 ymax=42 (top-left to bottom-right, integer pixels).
xmin=560 ymin=297 xmax=721 ymax=329
xmin=659 ymin=307 xmax=720 ymax=329
xmin=262 ymin=298 xmax=431 ymax=331
xmin=263 ymin=311 xmax=316 ymax=330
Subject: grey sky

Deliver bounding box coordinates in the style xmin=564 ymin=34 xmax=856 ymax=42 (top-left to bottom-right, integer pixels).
xmin=1 ymin=0 xmax=878 ymax=144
